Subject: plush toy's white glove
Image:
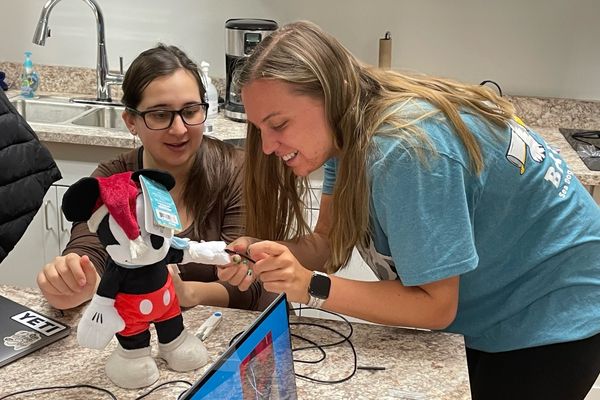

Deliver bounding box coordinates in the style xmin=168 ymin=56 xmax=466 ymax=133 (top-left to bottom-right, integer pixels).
xmin=77 ymin=294 xmax=125 ymax=350
xmin=183 ymin=240 xmax=230 ymax=265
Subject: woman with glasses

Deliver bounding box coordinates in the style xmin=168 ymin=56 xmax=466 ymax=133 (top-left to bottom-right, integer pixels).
xmin=218 ymin=21 xmax=600 ymax=399
xmin=37 ymin=44 xmax=274 ymax=312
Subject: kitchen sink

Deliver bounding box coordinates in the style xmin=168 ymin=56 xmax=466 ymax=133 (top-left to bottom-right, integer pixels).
xmin=9 ymin=95 xmax=128 ymax=133
xmin=71 ymin=107 xmax=127 ymax=131
xmin=10 ymin=97 xmax=93 ymax=124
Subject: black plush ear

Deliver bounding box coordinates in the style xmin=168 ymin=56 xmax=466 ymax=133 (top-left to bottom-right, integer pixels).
xmin=61 ymin=177 xmax=100 ymax=222
xmin=132 ymin=169 xmax=175 ymax=191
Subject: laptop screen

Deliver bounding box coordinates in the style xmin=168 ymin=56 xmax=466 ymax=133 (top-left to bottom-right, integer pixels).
xmin=182 ymin=293 xmax=297 ymax=399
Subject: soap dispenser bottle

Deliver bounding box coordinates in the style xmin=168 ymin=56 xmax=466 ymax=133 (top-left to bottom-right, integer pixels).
xmin=200 ymin=61 xmax=218 ymax=134
xmin=20 ymin=51 xmax=40 ymax=98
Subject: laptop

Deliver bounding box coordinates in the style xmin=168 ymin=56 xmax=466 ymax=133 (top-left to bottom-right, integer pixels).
xmin=182 ymin=293 xmax=297 ymax=399
xmin=0 ymin=294 xmax=70 ymax=368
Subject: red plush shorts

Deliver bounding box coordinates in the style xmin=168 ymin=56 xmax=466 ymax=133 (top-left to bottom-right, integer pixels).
xmin=114 ymin=274 xmax=181 ymax=337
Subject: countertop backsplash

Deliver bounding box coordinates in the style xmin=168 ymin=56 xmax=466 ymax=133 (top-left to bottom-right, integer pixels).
xmin=0 ymin=61 xmax=226 ymax=103
xmin=1 ymin=61 xmax=96 ymax=95
xmin=2 ymin=60 xmax=600 ymax=131
xmin=507 ymin=95 xmax=600 ymax=131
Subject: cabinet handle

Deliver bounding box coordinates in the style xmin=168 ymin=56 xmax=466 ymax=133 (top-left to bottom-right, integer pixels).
xmin=60 ymin=211 xmax=69 ymax=233
xmin=44 ymin=200 xmax=54 ymax=231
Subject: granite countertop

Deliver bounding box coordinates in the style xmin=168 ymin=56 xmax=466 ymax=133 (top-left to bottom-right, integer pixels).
xmin=0 ymin=285 xmax=470 ymax=399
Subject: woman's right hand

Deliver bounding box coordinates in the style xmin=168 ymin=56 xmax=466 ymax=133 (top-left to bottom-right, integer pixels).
xmin=37 ymin=253 xmax=99 ymax=310
xmin=217 ymin=236 xmax=260 ymax=292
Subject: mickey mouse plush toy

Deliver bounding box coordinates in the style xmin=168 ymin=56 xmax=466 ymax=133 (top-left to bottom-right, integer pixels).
xmin=62 ymin=169 xmax=232 ymax=389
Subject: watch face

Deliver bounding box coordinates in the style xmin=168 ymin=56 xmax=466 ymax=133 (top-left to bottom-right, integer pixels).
xmin=309 ymin=273 xmax=331 ymax=299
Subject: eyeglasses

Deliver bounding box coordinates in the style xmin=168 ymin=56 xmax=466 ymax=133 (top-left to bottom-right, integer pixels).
xmin=126 ymin=103 xmax=209 ymax=130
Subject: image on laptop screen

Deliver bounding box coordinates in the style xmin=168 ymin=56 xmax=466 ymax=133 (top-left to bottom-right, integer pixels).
xmin=182 ymin=293 xmax=297 ymax=399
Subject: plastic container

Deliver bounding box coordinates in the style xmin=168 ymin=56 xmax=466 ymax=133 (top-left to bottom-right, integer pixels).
xmin=200 ymin=61 xmax=218 ymax=134
xmin=20 ymin=51 xmax=40 ymax=98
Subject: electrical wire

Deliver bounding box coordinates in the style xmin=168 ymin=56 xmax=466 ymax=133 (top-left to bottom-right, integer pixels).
xmin=289 ymin=333 xmax=327 ymax=363
xmin=0 ymin=384 xmax=118 ymax=400
xmin=479 ymin=79 xmax=503 ymax=97
xmin=134 ymin=380 xmax=192 ymax=400
xmin=0 ymin=380 xmax=193 ymax=400
xmin=288 ymin=306 xmax=358 ymax=384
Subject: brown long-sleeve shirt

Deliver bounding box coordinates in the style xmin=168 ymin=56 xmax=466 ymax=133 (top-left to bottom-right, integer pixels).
xmin=62 ymin=140 xmax=275 ymax=311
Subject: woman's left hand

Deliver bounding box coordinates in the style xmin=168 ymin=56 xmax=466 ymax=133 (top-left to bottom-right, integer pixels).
xmin=248 ymin=241 xmax=314 ymax=304
xmin=216 ymin=236 xmax=260 ymax=292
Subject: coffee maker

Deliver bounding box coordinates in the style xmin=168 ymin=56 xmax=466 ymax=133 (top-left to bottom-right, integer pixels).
xmin=224 ymin=18 xmax=278 ymax=121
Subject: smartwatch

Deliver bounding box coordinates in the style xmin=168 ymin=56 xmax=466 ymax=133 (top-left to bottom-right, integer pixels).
xmin=306 ymin=271 xmax=331 ymax=309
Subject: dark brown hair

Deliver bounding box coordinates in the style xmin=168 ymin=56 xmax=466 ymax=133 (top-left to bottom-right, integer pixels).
xmin=122 ymin=43 xmax=206 ymax=108
xmin=122 ymin=44 xmax=244 ymax=239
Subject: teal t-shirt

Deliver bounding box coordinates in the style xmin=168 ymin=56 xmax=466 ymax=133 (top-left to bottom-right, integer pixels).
xmin=323 ymin=106 xmax=600 ymax=352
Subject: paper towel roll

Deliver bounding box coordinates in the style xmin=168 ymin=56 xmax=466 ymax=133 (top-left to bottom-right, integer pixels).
xmin=378 ymin=31 xmax=392 ymax=69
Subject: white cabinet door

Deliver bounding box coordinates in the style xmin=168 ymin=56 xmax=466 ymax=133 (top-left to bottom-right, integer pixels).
xmin=55 ymin=185 xmax=72 ymax=254
xmin=0 ymin=187 xmax=61 ymax=287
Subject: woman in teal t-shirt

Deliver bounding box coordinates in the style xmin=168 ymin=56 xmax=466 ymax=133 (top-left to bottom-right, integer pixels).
xmin=218 ymin=21 xmax=600 ymax=399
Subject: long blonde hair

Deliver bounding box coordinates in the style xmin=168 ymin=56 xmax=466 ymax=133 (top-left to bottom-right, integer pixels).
xmin=237 ymin=21 xmax=515 ymax=273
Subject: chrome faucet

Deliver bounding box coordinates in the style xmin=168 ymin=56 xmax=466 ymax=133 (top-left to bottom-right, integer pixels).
xmin=32 ymin=0 xmax=124 ymax=104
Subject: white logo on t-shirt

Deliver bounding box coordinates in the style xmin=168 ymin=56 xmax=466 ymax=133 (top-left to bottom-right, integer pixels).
xmin=505 ymin=117 xmax=546 ymax=174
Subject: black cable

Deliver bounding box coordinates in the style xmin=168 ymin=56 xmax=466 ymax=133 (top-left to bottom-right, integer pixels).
xmin=287 ymin=306 xmax=358 ymax=384
xmin=479 ymin=79 xmax=503 ymax=97
xmin=291 ymin=306 xmax=354 ymax=345
xmin=228 ymin=329 xmax=244 ymax=346
xmin=134 ymin=380 xmax=192 ymax=400
xmin=290 ymin=320 xmax=357 ymax=384
xmin=291 ymin=321 xmax=351 ymax=352
xmin=290 ymin=332 xmax=327 ymax=363
xmin=0 ymin=379 xmax=194 ymax=400
xmin=0 ymin=384 xmax=118 ymax=400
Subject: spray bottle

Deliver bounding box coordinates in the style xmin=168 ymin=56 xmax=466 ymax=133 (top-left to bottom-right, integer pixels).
xmin=20 ymin=51 xmax=40 ymax=98
xmin=200 ymin=61 xmax=218 ymax=134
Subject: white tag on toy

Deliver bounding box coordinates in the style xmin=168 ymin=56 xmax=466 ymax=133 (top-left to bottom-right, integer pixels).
xmin=139 ymin=175 xmax=181 ymax=236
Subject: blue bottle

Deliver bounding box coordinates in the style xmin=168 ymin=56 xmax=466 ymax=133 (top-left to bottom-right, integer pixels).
xmin=20 ymin=51 xmax=40 ymax=98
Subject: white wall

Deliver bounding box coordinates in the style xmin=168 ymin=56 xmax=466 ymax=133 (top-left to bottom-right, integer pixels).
xmin=2 ymin=0 xmax=600 ymax=100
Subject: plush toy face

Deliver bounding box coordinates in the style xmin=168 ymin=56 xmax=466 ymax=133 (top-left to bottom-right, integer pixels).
xmin=97 ymin=193 xmax=172 ymax=267
xmin=62 ymin=169 xmax=178 ymax=268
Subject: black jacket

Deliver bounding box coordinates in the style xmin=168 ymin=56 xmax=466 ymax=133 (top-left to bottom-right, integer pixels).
xmin=0 ymin=91 xmax=61 ymax=262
